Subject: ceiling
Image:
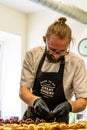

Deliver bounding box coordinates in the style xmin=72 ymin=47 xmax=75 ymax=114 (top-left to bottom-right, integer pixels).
xmin=0 ymin=0 xmax=47 ymax=13
xmin=0 ymin=0 xmax=87 ymax=13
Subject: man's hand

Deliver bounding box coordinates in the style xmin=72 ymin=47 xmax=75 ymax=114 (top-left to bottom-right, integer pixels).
xmin=33 ymin=98 xmax=50 ymax=118
xmin=53 ymin=101 xmax=72 ymax=118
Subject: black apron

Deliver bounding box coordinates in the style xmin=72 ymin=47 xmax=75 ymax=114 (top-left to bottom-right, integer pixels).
xmin=23 ymin=51 xmax=69 ymax=123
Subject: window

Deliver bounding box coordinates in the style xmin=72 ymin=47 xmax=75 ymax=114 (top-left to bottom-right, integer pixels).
xmin=0 ymin=31 xmax=22 ymax=119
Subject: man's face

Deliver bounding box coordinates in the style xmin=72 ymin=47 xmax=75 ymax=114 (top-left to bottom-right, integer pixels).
xmin=46 ymin=35 xmax=69 ymax=62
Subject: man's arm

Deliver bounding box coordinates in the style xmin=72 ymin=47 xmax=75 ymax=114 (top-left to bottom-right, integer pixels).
xmin=69 ymin=98 xmax=87 ymax=113
xmin=19 ymin=86 xmax=40 ymax=107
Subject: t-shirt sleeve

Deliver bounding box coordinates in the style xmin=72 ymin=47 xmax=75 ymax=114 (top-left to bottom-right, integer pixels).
xmin=20 ymin=51 xmax=35 ymax=88
xmin=73 ymin=59 xmax=87 ymax=99
xmin=20 ymin=46 xmax=45 ymax=89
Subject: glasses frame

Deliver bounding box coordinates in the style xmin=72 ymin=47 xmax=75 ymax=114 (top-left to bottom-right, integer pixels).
xmin=46 ymin=44 xmax=70 ymax=56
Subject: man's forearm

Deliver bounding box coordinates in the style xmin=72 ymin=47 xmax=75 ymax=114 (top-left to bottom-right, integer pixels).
xmin=19 ymin=86 xmax=40 ymax=106
xmin=69 ymin=98 xmax=87 ymax=113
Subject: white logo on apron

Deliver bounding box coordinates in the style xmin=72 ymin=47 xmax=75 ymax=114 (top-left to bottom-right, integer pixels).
xmin=40 ymin=80 xmax=55 ymax=98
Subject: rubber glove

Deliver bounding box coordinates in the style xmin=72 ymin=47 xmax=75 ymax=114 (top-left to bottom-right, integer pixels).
xmin=33 ymin=98 xmax=50 ymax=118
xmin=53 ymin=101 xmax=72 ymax=118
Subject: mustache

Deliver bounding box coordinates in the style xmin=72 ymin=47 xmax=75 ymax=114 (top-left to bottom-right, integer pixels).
xmin=46 ymin=51 xmax=63 ymax=63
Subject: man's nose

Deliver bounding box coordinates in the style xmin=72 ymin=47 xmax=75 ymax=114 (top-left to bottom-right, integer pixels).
xmin=52 ymin=54 xmax=60 ymax=59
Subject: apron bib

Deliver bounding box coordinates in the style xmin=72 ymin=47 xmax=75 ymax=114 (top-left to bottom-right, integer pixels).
xmin=23 ymin=51 xmax=69 ymax=123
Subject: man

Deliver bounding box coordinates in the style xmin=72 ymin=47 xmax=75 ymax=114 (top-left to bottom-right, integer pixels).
xmin=19 ymin=17 xmax=87 ymax=123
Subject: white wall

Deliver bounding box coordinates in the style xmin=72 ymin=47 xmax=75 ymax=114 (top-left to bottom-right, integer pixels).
xmin=0 ymin=4 xmax=27 ymax=60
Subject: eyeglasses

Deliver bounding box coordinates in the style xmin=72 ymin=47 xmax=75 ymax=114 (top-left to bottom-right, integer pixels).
xmin=48 ymin=49 xmax=69 ymax=55
xmin=46 ymin=45 xmax=69 ymax=56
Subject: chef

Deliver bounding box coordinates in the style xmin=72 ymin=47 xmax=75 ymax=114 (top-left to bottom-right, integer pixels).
xmin=19 ymin=17 xmax=87 ymax=123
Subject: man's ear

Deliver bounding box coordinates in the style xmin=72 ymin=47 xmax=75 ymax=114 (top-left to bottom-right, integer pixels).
xmin=43 ymin=36 xmax=46 ymax=44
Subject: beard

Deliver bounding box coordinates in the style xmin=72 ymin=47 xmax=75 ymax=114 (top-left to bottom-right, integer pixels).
xmin=46 ymin=51 xmax=63 ymax=63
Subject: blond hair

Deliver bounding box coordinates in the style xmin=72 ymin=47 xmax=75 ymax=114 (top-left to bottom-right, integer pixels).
xmin=46 ymin=17 xmax=72 ymax=43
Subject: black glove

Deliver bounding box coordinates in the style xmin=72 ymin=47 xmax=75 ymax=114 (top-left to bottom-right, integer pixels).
xmin=53 ymin=101 xmax=72 ymax=118
xmin=33 ymin=98 xmax=50 ymax=118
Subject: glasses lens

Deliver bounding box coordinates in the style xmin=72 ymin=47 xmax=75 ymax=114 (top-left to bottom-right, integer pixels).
xmin=46 ymin=44 xmax=69 ymax=56
xmin=48 ymin=50 xmax=69 ymax=55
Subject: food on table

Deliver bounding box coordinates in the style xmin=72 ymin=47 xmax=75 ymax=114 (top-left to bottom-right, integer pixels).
xmin=0 ymin=117 xmax=86 ymax=130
